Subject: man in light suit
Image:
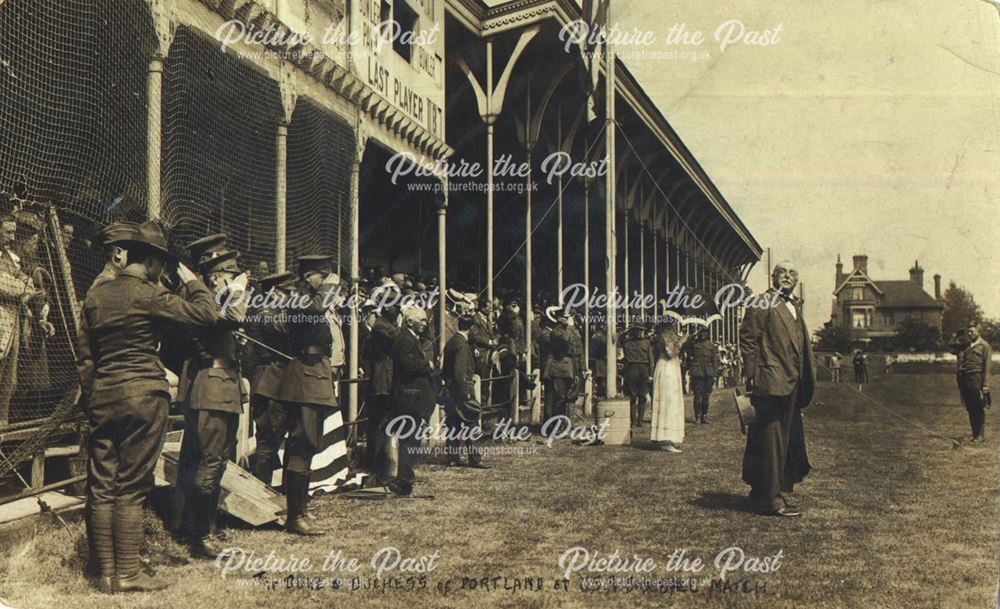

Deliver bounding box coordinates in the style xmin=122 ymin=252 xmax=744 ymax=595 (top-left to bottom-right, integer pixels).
xmin=0 ymin=215 xmax=43 ymax=424
xmin=739 ymin=260 xmax=814 ymax=517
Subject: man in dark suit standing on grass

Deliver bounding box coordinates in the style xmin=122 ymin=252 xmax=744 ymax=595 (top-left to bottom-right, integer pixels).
xmin=958 ymin=322 xmax=992 ymax=442
xmin=378 ymin=305 xmax=437 ymax=496
xmin=442 ymin=314 xmax=483 ymax=467
xmin=739 ymin=260 xmax=814 ymax=518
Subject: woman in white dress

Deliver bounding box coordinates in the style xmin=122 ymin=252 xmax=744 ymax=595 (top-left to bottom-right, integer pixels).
xmin=650 ymin=321 xmax=687 ymax=452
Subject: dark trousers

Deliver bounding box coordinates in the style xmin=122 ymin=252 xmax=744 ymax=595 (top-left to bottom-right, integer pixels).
xmin=363 ymin=394 xmax=389 ymax=470
xmin=250 ymin=394 xmax=287 ymax=484
xmin=87 ymin=393 xmax=169 ymax=507
xmin=283 ymin=402 xmax=325 ymax=474
xmin=544 ymin=377 xmax=577 ymax=420
xmin=173 ymin=407 xmax=237 ymax=536
xmin=623 ymin=363 xmax=649 ymax=424
xmin=743 ymin=390 xmax=797 ymax=513
xmin=959 ymin=373 xmax=986 ymax=438
xmin=445 ymin=394 xmax=480 ymax=465
xmin=691 ymin=375 xmax=715 ymax=418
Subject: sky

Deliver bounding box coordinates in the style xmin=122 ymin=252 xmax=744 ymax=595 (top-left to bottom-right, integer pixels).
xmin=613 ymin=0 xmax=1000 ymax=331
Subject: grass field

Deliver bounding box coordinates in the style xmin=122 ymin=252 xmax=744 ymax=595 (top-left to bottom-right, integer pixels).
xmin=2 ymin=369 xmax=998 ymax=609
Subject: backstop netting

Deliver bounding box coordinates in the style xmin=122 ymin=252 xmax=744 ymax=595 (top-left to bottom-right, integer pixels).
xmin=0 ymin=0 xmax=354 ymax=492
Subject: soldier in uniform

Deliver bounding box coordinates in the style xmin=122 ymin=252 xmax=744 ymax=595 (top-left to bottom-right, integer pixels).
xmin=621 ymin=325 xmax=653 ymax=427
xmin=86 ymin=223 xmax=137 ymax=296
xmin=442 ymin=314 xmax=483 ymax=467
xmin=272 ymin=254 xmax=340 ymax=535
xmin=247 ymin=271 xmax=297 ymax=485
xmin=958 ymin=322 xmax=992 ymax=442
xmin=78 ymin=221 xmax=222 ymax=592
xmin=685 ymin=328 xmax=721 ymax=424
xmin=542 ymin=306 xmax=579 ymax=420
xmin=171 ymin=245 xmax=246 ymax=559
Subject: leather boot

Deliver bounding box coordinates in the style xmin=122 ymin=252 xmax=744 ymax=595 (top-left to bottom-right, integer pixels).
xmin=301 ymin=472 xmax=320 ymax=523
xmin=285 ymin=472 xmax=322 ymax=536
xmin=249 ymin=452 xmax=274 ymax=486
xmin=90 ymin=504 xmax=116 ymax=593
xmin=113 ymin=504 xmax=168 ymax=592
xmin=189 ymin=490 xmax=223 ymax=559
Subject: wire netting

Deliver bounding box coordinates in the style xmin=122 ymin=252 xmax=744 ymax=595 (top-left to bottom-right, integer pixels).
xmin=0 ymin=2 xmax=353 ymax=488
xmin=286 ymin=97 xmax=355 ymax=272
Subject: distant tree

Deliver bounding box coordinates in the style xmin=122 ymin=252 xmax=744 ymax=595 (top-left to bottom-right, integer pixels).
xmin=814 ymin=324 xmax=852 ymax=353
xmin=981 ymin=318 xmax=1000 ymax=350
xmin=895 ymin=318 xmax=941 ymax=352
xmin=941 ymin=282 xmax=983 ymax=338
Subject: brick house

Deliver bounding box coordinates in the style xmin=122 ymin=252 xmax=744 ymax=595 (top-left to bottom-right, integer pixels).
xmin=829 ymin=255 xmax=944 ymax=348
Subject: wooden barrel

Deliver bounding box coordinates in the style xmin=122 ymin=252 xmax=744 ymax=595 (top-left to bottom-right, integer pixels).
xmin=595 ymin=397 xmax=631 ymax=445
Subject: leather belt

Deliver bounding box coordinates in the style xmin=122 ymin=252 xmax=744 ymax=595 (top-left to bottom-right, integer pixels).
xmin=201 ymin=358 xmax=236 ymax=369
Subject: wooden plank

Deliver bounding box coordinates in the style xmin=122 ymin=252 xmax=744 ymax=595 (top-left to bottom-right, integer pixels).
xmin=155 ymin=445 xmax=285 ymax=527
xmin=0 ymin=491 xmax=84 ymax=526
xmin=30 ymin=451 xmax=44 ymax=489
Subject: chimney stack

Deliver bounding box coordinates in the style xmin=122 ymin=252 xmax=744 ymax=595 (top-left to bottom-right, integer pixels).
xmin=909 ymin=260 xmax=924 ymax=289
xmin=934 ymin=274 xmax=942 ymax=300
xmin=852 ymin=255 xmax=868 ymax=274
xmin=835 ymin=254 xmax=843 ymax=285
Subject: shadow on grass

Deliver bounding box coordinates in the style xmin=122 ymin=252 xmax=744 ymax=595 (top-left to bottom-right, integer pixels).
xmin=688 ymin=491 xmax=751 ymax=513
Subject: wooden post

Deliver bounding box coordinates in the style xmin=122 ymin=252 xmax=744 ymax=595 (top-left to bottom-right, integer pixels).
xmin=556 ymin=105 xmax=564 ymax=295
xmin=652 ymin=229 xmax=658 ymax=317
xmin=622 ymin=210 xmax=629 ymax=325
xmin=485 ymin=40 xmax=495 ymax=317
xmin=437 ymin=183 xmax=448 ymax=363
xmin=275 ymin=114 xmax=290 ymax=272
xmin=604 ymin=36 xmax=618 ymax=399
xmin=347 ymin=124 xmax=366 ymax=441
xmin=511 ymin=370 xmax=520 ymax=425
xmin=147 ymin=54 xmax=164 ymax=220
xmin=30 ymin=450 xmax=44 ymax=489
xmin=274 ymin=76 xmax=297 ymax=271
xmin=639 ymin=221 xmax=645 ymax=323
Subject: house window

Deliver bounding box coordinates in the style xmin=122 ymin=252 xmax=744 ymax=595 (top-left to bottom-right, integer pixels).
xmin=851 ymin=307 xmax=873 ymax=328
xmin=392 ymin=0 xmax=418 ymax=62
xmin=882 ymin=311 xmax=894 ymax=327
xmin=852 ymin=286 xmax=864 ymax=301
xmin=910 ymin=310 xmax=923 ymax=322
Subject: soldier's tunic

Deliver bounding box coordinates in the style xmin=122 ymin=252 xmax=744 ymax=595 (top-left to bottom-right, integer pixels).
xmin=686 ymin=335 xmax=721 ymax=421
xmin=247 ymin=298 xmax=292 ymax=484
xmin=172 ymin=321 xmax=243 ymax=538
xmin=958 ymin=336 xmax=992 ymax=439
xmin=274 ymin=283 xmax=337 ymax=475
xmin=78 ymin=270 xmax=219 ymax=509
xmin=542 ymin=328 xmax=579 ymax=419
xmin=621 ymin=331 xmax=653 ymax=425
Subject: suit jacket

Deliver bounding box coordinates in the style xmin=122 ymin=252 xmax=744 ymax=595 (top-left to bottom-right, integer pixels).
xmin=389 ymin=327 xmax=436 ymax=418
xmin=442 ymin=332 xmax=475 ymax=398
xmin=739 ymin=289 xmax=815 ymax=406
xmin=364 ymin=316 xmax=397 ymax=396
xmin=0 ymin=250 xmax=32 ymax=361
